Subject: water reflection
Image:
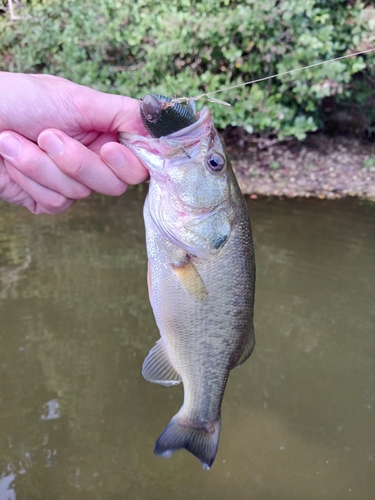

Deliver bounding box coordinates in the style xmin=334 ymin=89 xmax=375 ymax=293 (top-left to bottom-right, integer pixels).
xmin=0 ymin=468 xmax=16 ymax=500
xmin=40 ymin=399 xmax=60 ymax=421
xmin=0 ymin=191 xmax=374 ymax=499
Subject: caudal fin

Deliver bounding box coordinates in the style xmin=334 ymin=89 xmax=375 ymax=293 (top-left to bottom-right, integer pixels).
xmin=154 ymin=415 xmax=221 ymax=470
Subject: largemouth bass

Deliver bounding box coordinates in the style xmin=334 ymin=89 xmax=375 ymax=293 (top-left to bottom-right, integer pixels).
xmin=119 ymin=95 xmax=255 ymax=470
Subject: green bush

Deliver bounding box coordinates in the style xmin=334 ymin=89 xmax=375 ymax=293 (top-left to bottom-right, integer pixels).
xmin=1 ymin=0 xmax=374 ymax=140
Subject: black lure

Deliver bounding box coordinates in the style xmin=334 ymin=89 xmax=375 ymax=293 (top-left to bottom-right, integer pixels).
xmin=140 ymin=94 xmax=197 ymax=138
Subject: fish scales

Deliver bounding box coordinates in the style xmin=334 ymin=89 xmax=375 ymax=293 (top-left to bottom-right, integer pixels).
xmin=119 ymin=95 xmax=255 ymax=470
xmin=144 ymin=184 xmax=253 ymax=410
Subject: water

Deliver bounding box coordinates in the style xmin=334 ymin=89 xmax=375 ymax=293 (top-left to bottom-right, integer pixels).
xmin=0 ymin=190 xmax=374 ymax=499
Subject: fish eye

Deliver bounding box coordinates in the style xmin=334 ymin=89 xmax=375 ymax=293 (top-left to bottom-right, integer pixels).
xmin=205 ymin=152 xmax=226 ymax=175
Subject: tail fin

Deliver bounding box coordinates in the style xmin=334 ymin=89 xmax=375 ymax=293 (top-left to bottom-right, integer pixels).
xmin=154 ymin=414 xmax=221 ymax=470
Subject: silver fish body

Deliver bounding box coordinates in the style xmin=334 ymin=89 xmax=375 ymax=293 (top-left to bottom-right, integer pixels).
xmin=119 ymin=104 xmax=255 ymax=470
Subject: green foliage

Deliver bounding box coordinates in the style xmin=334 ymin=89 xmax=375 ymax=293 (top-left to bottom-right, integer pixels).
xmin=362 ymin=157 xmax=375 ymax=169
xmin=1 ymin=0 xmax=374 ymax=140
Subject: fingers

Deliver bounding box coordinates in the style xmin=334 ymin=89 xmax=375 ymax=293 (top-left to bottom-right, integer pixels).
xmin=4 ymin=161 xmax=76 ymax=214
xmin=0 ymin=125 xmax=148 ymax=217
xmin=38 ymin=129 xmax=131 ymax=195
xmin=0 ymin=132 xmax=91 ymax=199
xmin=38 ymin=129 xmax=149 ymax=191
xmin=100 ymin=142 xmax=149 ymax=185
xmin=0 ymin=158 xmax=30 ymax=207
xmin=0 ymin=131 xmax=83 ymax=214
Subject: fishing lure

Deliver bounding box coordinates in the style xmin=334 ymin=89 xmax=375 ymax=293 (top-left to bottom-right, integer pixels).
xmin=140 ymin=94 xmax=196 ymax=137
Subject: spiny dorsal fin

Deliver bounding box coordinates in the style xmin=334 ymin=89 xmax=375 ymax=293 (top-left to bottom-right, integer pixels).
xmin=171 ymin=260 xmax=207 ymax=301
xmin=142 ymin=339 xmax=182 ymax=386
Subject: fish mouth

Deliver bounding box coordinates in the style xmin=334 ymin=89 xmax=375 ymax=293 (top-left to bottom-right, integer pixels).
xmin=162 ymin=106 xmax=211 ymax=141
xmin=119 ymin=106 xmax=212 ymax=152
xmin=118 ymin=106 xmax=216 ymax=199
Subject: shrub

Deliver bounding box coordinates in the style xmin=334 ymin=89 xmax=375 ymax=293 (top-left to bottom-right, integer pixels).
xmin=1 ymin=0 xmax=374 ymax=139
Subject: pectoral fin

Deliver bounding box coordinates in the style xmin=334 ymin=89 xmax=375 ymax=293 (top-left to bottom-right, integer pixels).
xmin=171 ymin=259 xmax=207 ymax=300
xmin=142 ymin=339 xmax=182 ymax=386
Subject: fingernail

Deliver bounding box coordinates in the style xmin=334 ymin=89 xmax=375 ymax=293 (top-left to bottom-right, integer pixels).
xmin=0 ymin=133 xmax=21 ymax=157
xmin=38 ymin=131 xmax=63 ymax=157
xmin=103 ymin=149 xmax=126 ymax=169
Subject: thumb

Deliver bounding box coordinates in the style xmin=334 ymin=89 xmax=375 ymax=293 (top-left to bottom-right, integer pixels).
xmin=71 ymin=84 xmax=147 ymax=136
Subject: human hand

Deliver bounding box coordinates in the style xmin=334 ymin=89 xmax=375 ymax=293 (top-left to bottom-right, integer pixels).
xmin=0 ymin=72 xmax=148 ymax=214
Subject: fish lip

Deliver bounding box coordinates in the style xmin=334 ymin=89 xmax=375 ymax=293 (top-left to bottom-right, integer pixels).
xmin=162 ymin=106 xmax=210 ymax=138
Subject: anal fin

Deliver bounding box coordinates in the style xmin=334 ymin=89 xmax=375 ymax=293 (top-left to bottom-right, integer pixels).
xmin=142 ymin=339 xmax=182 ymax=386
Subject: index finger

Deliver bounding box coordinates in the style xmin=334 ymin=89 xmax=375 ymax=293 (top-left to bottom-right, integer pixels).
xmin=38 ymin=130 xmax=129 ymax=196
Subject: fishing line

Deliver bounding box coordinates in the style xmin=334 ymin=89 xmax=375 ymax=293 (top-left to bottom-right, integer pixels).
xmin=171 ymin=47 xmax=375 ymax=105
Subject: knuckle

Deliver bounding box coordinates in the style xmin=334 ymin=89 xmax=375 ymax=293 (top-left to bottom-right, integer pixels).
xmin=62 ymin=160 xmax=86 ymax=178
xmin=15 ymin=157 xmax=40 ymax=177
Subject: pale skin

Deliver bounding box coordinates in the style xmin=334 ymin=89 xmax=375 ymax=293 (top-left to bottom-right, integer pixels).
xmin=0 ymin=72 xmax=149 ymax=214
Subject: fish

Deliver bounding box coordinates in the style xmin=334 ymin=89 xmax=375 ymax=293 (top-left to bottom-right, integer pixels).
xmin=119 ymin=94 xmax=255 ymax=470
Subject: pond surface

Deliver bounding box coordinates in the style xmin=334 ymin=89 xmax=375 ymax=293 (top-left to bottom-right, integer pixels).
xmin=0 ymin=190 xmax=374 ymax=500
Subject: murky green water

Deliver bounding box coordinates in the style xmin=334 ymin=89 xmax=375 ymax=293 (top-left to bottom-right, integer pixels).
xmin=0 ymin=190 xmax=374 ymax=499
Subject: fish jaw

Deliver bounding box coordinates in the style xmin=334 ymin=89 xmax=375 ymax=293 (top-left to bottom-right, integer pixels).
xmin=121 ymin=108 xmax=236 ymax=260
xmin=119 ymin=106 xmax=210 ymax=171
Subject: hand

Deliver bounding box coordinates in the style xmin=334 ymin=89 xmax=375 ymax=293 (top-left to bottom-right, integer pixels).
xmin=0 ymin=72 xmax=148 ymax=214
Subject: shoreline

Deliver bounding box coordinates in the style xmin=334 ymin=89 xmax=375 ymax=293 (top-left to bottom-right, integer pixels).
xmin=225 ymin=131 xmax=375 ymax=201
